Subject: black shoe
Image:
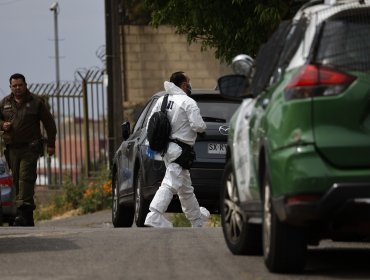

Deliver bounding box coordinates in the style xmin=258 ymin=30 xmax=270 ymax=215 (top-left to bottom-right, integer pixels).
xmin=23 ymin=210 xmax=34 ymax=227
xmin=13 ymin=206 xmax=34 ymax=227
xmin=13 ymin=215 xmax=26 ymax=226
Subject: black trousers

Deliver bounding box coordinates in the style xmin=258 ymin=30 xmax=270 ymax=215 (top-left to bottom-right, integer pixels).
xmin=7 ymin=145 xmax=39 ymax=210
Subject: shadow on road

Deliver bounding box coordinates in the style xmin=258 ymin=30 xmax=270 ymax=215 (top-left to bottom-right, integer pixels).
xmin=0 ymin=236 xmax=79 ymax=254
xmin=305 ymin=247 xmax=370 ymax=278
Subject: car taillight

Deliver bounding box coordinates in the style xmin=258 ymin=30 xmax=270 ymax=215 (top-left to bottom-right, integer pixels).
xmin=284 ymin=64 xmax=356 ymax=100
xmin=0 ymin=176 xmax=13 ymax=187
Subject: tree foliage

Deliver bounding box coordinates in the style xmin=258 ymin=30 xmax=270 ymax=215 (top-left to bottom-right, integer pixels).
xmin=121 ymin=0 xmax=152 ymax=24
xmin=144 ymin=0 xmax=298 ymax=63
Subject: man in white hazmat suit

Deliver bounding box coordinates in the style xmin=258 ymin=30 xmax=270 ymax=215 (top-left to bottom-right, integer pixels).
xmin=144 ymin=71 xmax=210 ymax=228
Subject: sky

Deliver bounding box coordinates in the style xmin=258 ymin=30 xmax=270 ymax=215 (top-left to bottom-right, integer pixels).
xmin=0 ymin=0 xmax=105 ymax=96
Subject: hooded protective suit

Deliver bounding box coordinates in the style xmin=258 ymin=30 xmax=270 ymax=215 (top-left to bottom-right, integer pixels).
xmin=144 ymin=81 xmax=210 ymax=227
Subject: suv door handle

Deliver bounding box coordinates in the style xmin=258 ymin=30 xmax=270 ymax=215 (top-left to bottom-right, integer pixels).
xmin=127 ymin=142 xmax=134 ymax=150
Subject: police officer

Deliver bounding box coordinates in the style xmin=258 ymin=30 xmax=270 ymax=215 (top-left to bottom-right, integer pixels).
xmin=0 ymin=73 xmax=57 ymax=226
xmin=144 ymin=71 xmax=210 ymax=227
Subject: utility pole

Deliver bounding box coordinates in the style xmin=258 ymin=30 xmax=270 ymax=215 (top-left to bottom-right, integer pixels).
xmin=105 ymin=0 xmax=123 ymax=168
xmin=50 ymin=1 xmax=63 ymax=185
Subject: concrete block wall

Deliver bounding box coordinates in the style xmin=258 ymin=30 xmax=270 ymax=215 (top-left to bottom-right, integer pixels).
xmin=122 ymin=25 xmax=231 ymax=106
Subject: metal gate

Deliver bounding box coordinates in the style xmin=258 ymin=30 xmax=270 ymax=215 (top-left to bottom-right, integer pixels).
xmin=28 ymin=69 xmax=108 ymax=187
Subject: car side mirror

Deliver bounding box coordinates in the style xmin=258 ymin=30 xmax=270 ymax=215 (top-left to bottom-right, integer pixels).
xmin=217 ymin=74 xmax=251 ymax=101
xmin=121 ymin=122 xmax=131 ymax=140
xmin=218 ymin=54 xmax=255 ymax=100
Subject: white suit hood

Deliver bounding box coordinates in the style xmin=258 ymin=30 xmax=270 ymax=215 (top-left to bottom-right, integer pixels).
xmin=164 ymin=81 xmax=186 ymax=96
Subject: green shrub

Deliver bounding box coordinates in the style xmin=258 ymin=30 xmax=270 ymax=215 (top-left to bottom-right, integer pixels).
xmin=80 ymin=179 xmax=112 ymax=214
xmin=35 ymin=167 xmax=112 ymax=222
xmin=171 ymin=213 xmax=221 ymax=227
xmin=172 ymin=213 xmax=191 ymax=227
xmin=62 ymin=176 xmax=84 ymax=209
xmin=209 ymin=214 xmax=221 ymax=227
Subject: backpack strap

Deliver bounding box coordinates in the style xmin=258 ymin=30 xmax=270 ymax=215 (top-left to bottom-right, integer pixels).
xmin=161 ymin=94 xmax=169 ymax=114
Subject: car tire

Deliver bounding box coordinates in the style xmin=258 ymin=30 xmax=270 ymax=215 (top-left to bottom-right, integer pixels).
xmin=262 ymin=168 xmax=307 ymax=273
xmin=112 ymin=172 xmax=134 ymax=227
xmin=134 ymin=168 xmax=150 ymax=227
xmin=221 ymin=160 xmax=262 ymax=255
xmin=6 ymin=216 xmax=15 ymax=226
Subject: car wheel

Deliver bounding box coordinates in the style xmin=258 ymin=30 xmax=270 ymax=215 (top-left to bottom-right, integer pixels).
xmin=221 ymin=160 xmax=262 ymax=255
xmin=6 ymin=216 xmax=15 ymax=226
xmin=262 ymin=168 xmax=307 ymax=273
xmin=134 ymin=168 xmax=150 ymax=227
xmin=112 ymin=172 xmax=134 ymax=227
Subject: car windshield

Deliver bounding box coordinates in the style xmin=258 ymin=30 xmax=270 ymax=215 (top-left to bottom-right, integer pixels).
xmin=197 ymin=101 xmax=240 ymax=123
xmin=315 ymin=8 xmax=370 ymax=72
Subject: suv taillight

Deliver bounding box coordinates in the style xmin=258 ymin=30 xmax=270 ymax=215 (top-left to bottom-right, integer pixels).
xmin=0 ymin=176 xmax=13 ymax=187
xmin=284 ymin=64 xmax=356 ymax=100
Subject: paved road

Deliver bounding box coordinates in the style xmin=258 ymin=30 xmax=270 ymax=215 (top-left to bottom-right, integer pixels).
xmin=0 ymin=210 xmax=369 ymax=280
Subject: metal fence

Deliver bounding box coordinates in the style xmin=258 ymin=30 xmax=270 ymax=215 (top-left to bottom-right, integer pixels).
xmin=27 ymin=69 xmax=108 ymax=187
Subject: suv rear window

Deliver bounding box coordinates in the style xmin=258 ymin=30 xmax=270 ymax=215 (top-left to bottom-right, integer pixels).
xmin=315 ymin=8 xmax=370 ymax=72
xmin=197 ymin=101 xmax=240 ymax=123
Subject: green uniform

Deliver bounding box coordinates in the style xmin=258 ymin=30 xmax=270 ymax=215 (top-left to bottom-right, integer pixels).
xmin=0 ymin=91 xmax=56 ymax=212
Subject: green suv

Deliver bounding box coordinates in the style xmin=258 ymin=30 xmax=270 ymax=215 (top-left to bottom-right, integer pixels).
xmin=218 ymin=0 xmax=370 ymax=273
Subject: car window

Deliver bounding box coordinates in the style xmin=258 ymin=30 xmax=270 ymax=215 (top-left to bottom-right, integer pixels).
xmin=314 ymin=8 xmax=370 ymax=72
xmin=197 ymin=101 xmax=240 ymax=123
xmin=132 ymin=98 xmax=157 ymax=133
xmin=249 ymin=20 xmax=291 ymax=97
xmin=275 ymin=17 xmax=307 ymax=77
xmin=142 ymin=98 xmax=159 ymax=130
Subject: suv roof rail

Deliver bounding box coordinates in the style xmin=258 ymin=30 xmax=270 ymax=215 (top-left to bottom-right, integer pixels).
xmin=296 ymin=0 xmax=366 ymax=10
xmin=298 ymin=0 xmax=324 ymax=10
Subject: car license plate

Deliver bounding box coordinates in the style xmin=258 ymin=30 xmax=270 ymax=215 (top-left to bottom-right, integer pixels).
xmin=208 ymin=143 xmax=227 ymax=154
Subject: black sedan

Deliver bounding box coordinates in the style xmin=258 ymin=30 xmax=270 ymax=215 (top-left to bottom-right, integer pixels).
xmin=111 ymin=90 xmax=240 ymax=227
xmin=0 ymin=158 xmax=16 ymax=225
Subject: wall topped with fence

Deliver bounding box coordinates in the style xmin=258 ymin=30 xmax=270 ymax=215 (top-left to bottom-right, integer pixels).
xmin=27 ymin=69 xmax=108 ymax=187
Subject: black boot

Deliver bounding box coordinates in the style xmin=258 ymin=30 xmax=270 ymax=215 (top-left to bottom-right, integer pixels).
xmin=13 ymin=207 xmax=26 ymax=226
xmin=23 ymin=207 xmax=35 ymax=227
xmin=13 ymin=206 xmax=34 ymax=227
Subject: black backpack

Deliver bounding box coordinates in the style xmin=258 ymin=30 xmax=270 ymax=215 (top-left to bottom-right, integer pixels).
xmin=147 ymin=94 xmax=171 ymax=155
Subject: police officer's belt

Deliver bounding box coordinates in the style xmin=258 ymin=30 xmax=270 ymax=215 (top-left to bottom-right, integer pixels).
xmin=6 ymin=139 xmax=43 ymax=149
